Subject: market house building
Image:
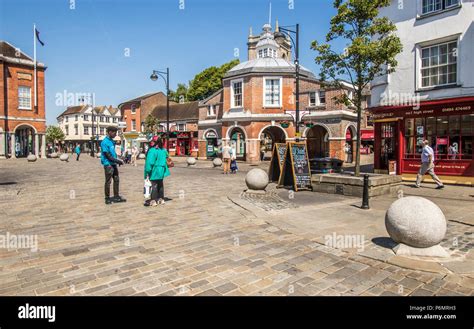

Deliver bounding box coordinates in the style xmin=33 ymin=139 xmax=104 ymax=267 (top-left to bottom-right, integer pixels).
xmin=0 ymin=41 xmax=47 ymax=158
xmin=217 ymin=22 xmax=368 ymax=164
xmin=369 ymin=0 xmax=474 ymax=181
xmin=151 ymin=101 xmax=200 ymax=157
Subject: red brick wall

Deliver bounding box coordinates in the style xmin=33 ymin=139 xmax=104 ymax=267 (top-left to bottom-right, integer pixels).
xmin=0 ymin=62 xmax=46 ymax=133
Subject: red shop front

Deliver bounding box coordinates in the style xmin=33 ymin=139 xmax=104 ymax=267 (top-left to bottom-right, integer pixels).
xmin=371 ymin=96 xmax=474 ymax=178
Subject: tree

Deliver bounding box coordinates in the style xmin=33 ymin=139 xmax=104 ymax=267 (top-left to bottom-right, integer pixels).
xmin=143 ymin=114 xmax=160 ymax=135
xmin=46 ymin=125 xmax=65 ymax=144
xmin=186 ymin=59 xmax=240 ymax=101
xmin=311 ymin=0 xmax=402 ymax=176
xmin=169 ymin=83 xmax=189 ymax=103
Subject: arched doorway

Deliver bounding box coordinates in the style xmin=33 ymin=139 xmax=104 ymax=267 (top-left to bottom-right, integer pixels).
xmin=306 ymin=125 xmax=329 ymax=159
xmin=204 ymin=129 xmax=218 ymax=158
xmin=229 ymin=127 xmax=246 ymax=161
xmin=260 ymin=126 xmax=286 ymax=161
xmin=345 ymin=126 xmax=356 ymax=163
xmin=14 ymin=125 xmax=36 ymax=157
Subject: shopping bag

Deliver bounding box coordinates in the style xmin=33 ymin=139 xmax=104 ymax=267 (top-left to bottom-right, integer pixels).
xmin=144 ymin=179 xmax=152 ymax=199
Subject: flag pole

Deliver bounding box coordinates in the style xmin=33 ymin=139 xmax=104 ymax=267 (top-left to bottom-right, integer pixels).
xmin=33 ymin=23 xmax=37 ymax=109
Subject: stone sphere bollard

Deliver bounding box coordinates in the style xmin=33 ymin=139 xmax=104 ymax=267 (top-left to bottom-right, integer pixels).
xmin=212 ymin=158 xmax=222 ymax=167
xmin=245 ymin=168 xmax=269 ymax=191
xmin=50 ymin=152 xmax=58 ymax=158
xmin=96 ymin=153 xmax=101 ymax=158
xmin=59 ymin=153 xmax=69 ymax=162
xmin=385 ymin=196 xmax=446 ymax=248
xmin=138 ymin=153 xmax=146 ymax=160
xmin=187 ymin=157 xmax=197 ymax=166
xmin=27 ymin=154 xmax=37 ymax=162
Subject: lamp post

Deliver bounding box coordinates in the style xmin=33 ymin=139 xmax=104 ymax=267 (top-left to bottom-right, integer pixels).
xmin=150 ymin=68 xmax=170 ymax=151
xmin=276 ymin=24 xmax=300 ymax=139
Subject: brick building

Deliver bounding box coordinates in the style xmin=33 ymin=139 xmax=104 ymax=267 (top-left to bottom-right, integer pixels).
xmin=118 ymin=92 xmax=174 ymax=149
xmin=0 ymin=41 xmax=46 ymax=158
xmin=151 ymin=101 xmax=200 ymax=157
xmin=199 ymin=23 xmax=369 ymax=164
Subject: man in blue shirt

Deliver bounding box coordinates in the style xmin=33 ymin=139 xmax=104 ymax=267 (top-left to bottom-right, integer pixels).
xmin=101 ymin=126 xmax=126 ymax=204
xmin=416 ymin=140 xmax=444 ymax=189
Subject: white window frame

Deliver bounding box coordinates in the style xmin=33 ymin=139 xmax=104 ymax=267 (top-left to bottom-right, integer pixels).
xmin=207 ymin=105 xmax=216 ymax=116
xmin=65 ymin=116 xmax=69 ymax=123
xmin=421 ymin=0 xmax=460 ymax=15
xmin=177 ymin=123 xmax=186 ymax=132
xmin=309 ymin=92 xmax=317 ymax=107
xmin=131 ymin=104 xmax=137 ymax=114
xmin=84 ymin=126 xmax=89 ymax=135
xmin=131 ymin=119 xmax=136 ymax=131
xmin=74 ymin=125 xmax=78 ymax=135
xmin=416 ymin=37 xmax=459 ymax=90
xmin=318 ymin=90 xmax=326 ymax=105
xmin=230 ymin=78 xmax=244 ymax=109
xmin=18 ymin=86 xmax=31 ymax=110
xmin=83 ymin=114 xmax=89 ymax=121
xmin=263 ymin=76 xmax=282 ymax=108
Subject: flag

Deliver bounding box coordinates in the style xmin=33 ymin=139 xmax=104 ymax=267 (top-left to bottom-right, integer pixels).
xmin=35 ymin=28 xmax=44 ymax=46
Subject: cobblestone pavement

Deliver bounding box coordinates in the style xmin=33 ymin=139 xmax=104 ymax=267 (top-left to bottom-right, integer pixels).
xmin=0 ymin=156 xmax=472 ymax=296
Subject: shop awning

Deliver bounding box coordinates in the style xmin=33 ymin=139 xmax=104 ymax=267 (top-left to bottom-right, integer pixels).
xmin=361 ymin=130 xmax=374 ymax=140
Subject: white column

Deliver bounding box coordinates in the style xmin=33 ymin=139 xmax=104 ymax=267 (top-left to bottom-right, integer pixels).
xmin=35 ymin=134 xmax=39 ymax=156
xmin=11 ymin=135 xmax=16 ymax=158
xmin=41 ymin=134 xmax=46 ymax=158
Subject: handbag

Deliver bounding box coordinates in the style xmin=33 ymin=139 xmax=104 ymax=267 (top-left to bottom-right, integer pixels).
xmin=166 ymin=157 xmax=174 ymax=168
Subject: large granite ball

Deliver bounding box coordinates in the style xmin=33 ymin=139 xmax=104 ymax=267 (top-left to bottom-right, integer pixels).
xmin=212 ymin=158 xmax=222 ymax=167
xmin=138 ymin=153 xmax=146 ymax=160
xmin=187 ymin=157 xmax=196 ymax=166
xmin=27 ymin=154 xmax=37 ymax=162
xmin=59 ymin=153 xmax=69 ymax=162
xmin=96 ymin=153 xmax=101 ymax=158
xmin=50 ymin=152 xmax=58 ymax=158
xmin=385 ymin=196 xmax=446 ymax=248
xmin=245 ymin=168 xmax=269 ymax=191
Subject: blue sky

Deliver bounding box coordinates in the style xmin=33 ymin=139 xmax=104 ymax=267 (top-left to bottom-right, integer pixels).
xmin=0 ymin=0 xmax=343 ymax=124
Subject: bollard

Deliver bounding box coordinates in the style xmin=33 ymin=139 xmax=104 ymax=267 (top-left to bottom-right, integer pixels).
xmin=361 ymin=174 xmax=370 ymax=210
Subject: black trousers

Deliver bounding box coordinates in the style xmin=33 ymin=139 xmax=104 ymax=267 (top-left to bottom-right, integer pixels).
xmin=76 ymin=153 xmax=80 ymax=161
xmin=151 ymin=179 xmax=164 ymax=201
xmin=104 ymin=165 xmax=119 ymax=198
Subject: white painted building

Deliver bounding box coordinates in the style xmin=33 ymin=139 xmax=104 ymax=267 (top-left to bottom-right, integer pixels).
xmin=370 ymin=0 xmax=474 ymax=180
xmin=56 ymin=105 xmax=121 ymax=152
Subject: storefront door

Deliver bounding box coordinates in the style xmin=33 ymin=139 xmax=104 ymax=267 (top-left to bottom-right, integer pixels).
xmin=380 ymin=122 xmax=398 ymax=170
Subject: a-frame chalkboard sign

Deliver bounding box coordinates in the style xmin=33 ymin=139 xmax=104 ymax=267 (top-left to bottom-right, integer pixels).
xmin=278 ymin=142 xmax=312 ymax=192
xmin=268 ymin=143 xmax=287 ymax=182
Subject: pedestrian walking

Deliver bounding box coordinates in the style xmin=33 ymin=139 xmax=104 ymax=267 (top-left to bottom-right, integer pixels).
xmin=75 ymin=144 xmax=81 ymax=161
xmin=100 ymin=126 xmax=126 ymax=204
xmin=131 ymin=145 xmax=138 ymax=167
xmin=416 ymin=140 xmax=444 ymax=189
xmin=260 ymin=143 xmax=266 ymax=161
xmin=230 ymin=145 xmax=238 ymax=174
xmin=221 ymin=141 xmax=232 ymax=174
xmin=144 ymin=136 xmax=170 ymax=207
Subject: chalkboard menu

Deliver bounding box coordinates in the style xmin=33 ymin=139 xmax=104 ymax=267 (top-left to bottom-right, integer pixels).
xmin=268 ymin=143 xmax=287 ymax=182
xmin=278 ymin=142 xmax=312 ymax=192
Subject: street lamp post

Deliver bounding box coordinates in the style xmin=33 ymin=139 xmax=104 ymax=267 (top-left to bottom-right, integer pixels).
xmin=150 ymin=68 xmax=170 ymax=151
xmin=276 ymin=24 xmax=300 ymax=139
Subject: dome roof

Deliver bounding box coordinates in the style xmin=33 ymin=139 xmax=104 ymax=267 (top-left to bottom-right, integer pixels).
xmin=224 ymin=57 xmax=315 ymax=79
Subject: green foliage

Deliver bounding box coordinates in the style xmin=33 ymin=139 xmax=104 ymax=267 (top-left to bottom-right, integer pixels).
xmin=169 ymin=83 xmax=189 ymax=103
xmin=143 ymin=114 xmax=160 ymax=135
xmin=185 ymin=59 xmax=240 ymax=101
xmin=311 ymin=0 xmax=402 ymax=175
xmin=46 ymin=125 xmax=65 ymax=143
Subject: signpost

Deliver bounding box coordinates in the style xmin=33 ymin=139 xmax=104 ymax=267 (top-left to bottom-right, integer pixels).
xmin=268 ymin=143 xmax=287 ymax=182
xmin=278 ymin=142 xmax=312 ymax=192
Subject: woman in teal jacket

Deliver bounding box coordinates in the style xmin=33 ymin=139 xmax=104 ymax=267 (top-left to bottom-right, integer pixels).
xmin=144 ymin=137 xmax=170 ymax=206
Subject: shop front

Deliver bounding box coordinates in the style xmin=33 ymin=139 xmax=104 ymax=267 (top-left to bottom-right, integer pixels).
xmin=204 ymin=130 xmax=219 ymax=158
xmin=371 ymin=97 xmax=474 ymax=179
xmin=168 ymin=132 xmax=198 ymax=157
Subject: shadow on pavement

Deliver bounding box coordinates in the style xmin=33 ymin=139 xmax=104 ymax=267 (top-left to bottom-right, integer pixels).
xmin=372 ymin=237 xmax=397 ymax=250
